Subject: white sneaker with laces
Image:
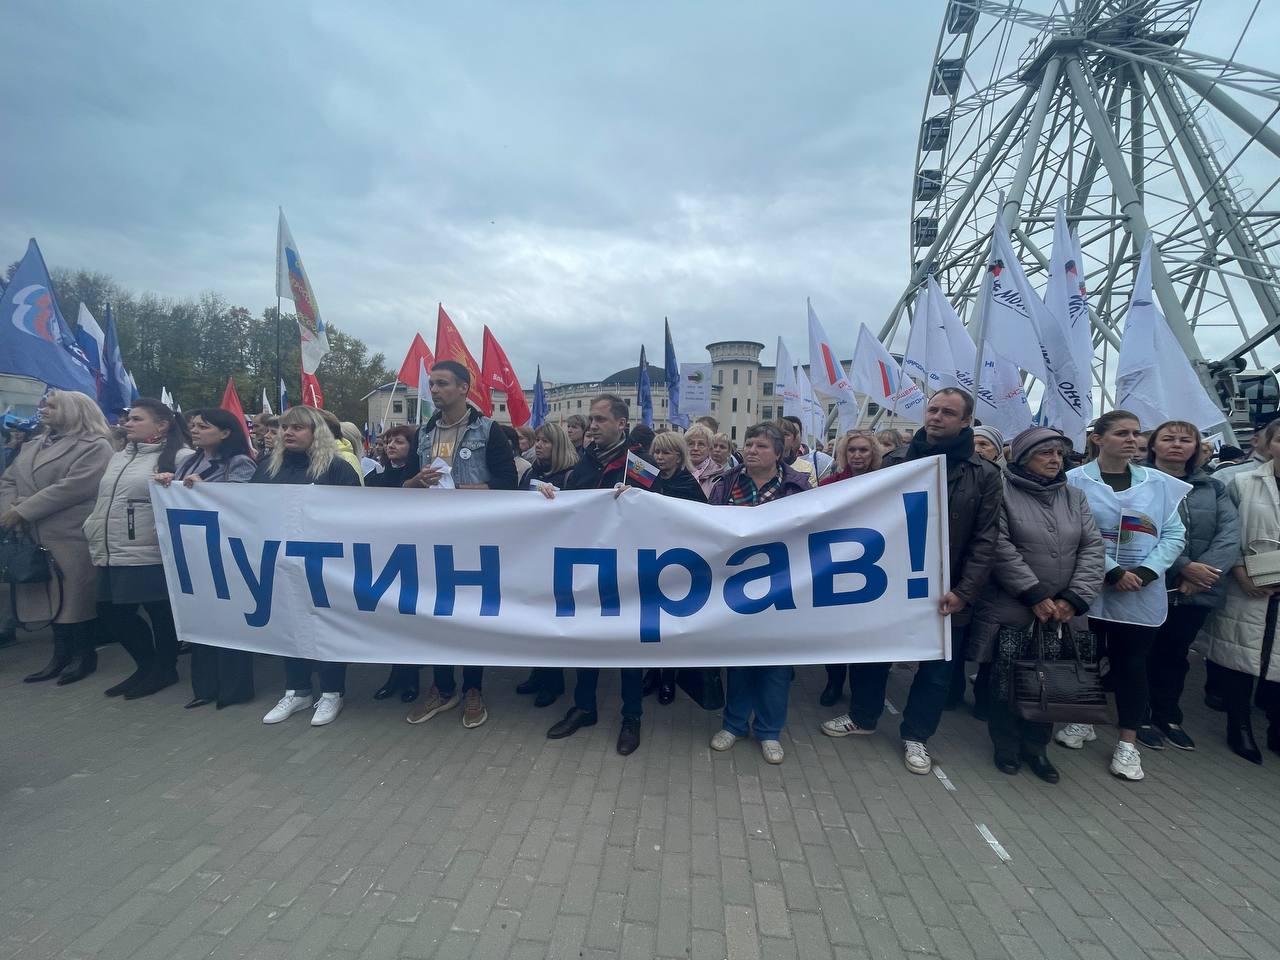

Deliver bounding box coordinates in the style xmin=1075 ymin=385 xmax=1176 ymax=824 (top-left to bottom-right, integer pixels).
xmin=263 ymin=691 xmax=313 ymax=724
xmin=710 ymin=729 xmax=737 ymax=751
xmin=760 ymin=740 xmax=784 ymax=764
xmin=903 ymin=739 xmax=932 ymax=775
xmin=1110 ymin=741 xmax=1144 ymax=781
xmin=311 ymin=692 xmax=343 ymax=726
xmin=820 ymin=714 xmax=873 ymax=738
xmin=1054 ymin=723 xmax=1097 ymax=749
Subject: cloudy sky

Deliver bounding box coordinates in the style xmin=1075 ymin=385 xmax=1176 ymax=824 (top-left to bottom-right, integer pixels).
xmin=2 ymin=1 xmax=1273 ymax=386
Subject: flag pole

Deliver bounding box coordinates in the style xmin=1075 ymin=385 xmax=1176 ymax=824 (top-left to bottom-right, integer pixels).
xmin=379 ymin=381 xmax=398 ymax=430
xmin=275 ymin=296 xmax=282 ymax=404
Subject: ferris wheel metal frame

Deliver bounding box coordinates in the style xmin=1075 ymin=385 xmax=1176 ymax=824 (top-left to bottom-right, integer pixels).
xmin=882 ymin=0 xmax=1280 ymax=428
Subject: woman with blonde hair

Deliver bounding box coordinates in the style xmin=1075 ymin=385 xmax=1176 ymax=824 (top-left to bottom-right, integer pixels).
xmin=0 ymin=391 xmax=114 ymax=684
xmin=876 ymin=429 xmax=902 ymax=457
xmin=685 ymin=423 xmax=724 ymax=497
xmin=710 ymin=433 xmax=734 ymax=468
xmin=519 ymin=422 xmax=579 ymax=491
xmin=253 ymin=406 xmax=361 ymax=726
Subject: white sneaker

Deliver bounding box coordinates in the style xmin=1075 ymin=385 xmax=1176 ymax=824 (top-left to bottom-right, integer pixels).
xmin=820 ymin=714 xmax=874 ymax=738
xmin=263 ymin=691 xmax=313 ymax=724
xmin=1055 ymin=723 xmax=1097 ymax=749
xmin=903 ymin=739 xmax=932 ymax=775
xmin=311 ymin=692 xmax=343 ymax=726
xmin=710 ymin=729 xmax=738 ymax=751
xmin=1110 ymin=741 xmax=1145 ymax=781
xmin=760 ymin=740 xmax=784 ymax=764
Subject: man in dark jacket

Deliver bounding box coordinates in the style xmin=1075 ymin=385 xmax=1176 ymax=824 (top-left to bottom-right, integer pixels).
xmin=546 ymin=393 xmax=648 ymax=756
xmin=403 ymin=360 xmax=517 ymax=731
xmin=822 ymin=388 xmax=1002 ymax=776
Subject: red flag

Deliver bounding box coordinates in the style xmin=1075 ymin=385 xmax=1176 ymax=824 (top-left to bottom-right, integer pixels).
xmin=480 ymin=326 xmax=530 ymax=426
xmin=219 ymin=377 xmax=252 ymax=449
xmin=300 ymin=369 xmax=324 ymax=408
xmin=433 ymin=304 xmax=491 ymax=415
xmin=397 ymin=333 xmax=435 ymax=388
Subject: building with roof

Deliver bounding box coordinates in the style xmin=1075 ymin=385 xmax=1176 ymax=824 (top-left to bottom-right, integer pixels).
xmin=364 ymin=340 xmax=918 ymax=442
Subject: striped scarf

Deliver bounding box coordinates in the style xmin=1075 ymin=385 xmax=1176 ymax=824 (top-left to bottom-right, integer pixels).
xmin=728 ymin=468 xmax=783 ymax=506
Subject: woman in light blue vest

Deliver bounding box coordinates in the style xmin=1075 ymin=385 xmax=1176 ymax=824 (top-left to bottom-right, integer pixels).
xmin=1062 ymin=410 xmax=1189 ymax=782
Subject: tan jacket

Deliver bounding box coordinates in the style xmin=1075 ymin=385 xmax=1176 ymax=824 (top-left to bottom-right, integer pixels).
xmin=0 ymin=434 xmax=114 ymax=623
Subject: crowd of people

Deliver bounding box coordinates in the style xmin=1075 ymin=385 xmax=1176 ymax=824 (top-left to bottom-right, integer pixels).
xmin=2 ymin=360 xmax=1278 ymax=784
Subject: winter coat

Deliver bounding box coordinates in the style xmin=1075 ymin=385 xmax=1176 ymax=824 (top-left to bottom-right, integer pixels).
xmin=251 ymin=450 xmax=362 ymax=486
xmin=885 ymin=441 xmax=1003 ymax=626
xmin=367 ymin=456 xmax=421 ymax=489
xmin=174 ymin=450 xmax=257 ymax=484
xmin=708 ymin=464 xmax=812 ymax=505
xmin=520 ymin=461 xmax=575 ymax=491
xmin=84 ymin=442 xmax=193 ymax=568
xmin=969 ymin=468 xmax=1106 ymax=662
xmin=0 ymin=433 xmax=113 ymax=623
xmin=1164 ymin=467 xmax=1240 ymax=609
xmin=1202 ymin=460 xmax=1280 ymax=679
xmin=652 ymin=468 xmax=708 ymax=503
xmin=565 ymin=439 xmax=639 ymax=491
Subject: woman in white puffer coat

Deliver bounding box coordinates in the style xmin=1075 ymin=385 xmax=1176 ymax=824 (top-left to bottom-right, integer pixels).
xmin=84 ymin=398 xmax=192 ymax=700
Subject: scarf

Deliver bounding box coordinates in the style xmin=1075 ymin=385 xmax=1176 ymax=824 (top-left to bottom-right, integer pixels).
xmin=1007 ymin=462 xmax=1062 ymax=487
xmin=591 ymin=435 xmax=630 ymax=473
xmin=728 ymin=467 xmax=783 ymax=506
xmin=906 ymin=427 xmax=975 ymax=465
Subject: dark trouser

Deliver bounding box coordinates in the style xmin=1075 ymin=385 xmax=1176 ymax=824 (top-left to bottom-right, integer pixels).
xmin=973 ymin=662 xmax=992 ymax=714
xmin=434 ymin=665 xmax=483 ymax=696
xmin=191 ymin=644 xmax=255 ymax=706
xmin=1147 ymin=605 xmax=1211 ymax=727
xmin=385 ymin=665 xmax=419 ymax=687
xmin=573 ymin=668 xmax=643 ymax=719
xmin=1091 ymin=618 xmax=1159 ymax=730
xmin=987 ymin=695 xmax=1052 ymax=758
xmin=825 ymin=664 xmax=848 ymax=689
xmin=848 ymin=625 xmax=966 ymax=743
xmin=532 ymin=667 xmax=565 ymax=695
xmin=946 ymin=629 xmax=971 ymax=706
xmin=102 ymin=600 xmax=178 ymax=669
xmin=1220 ymin=666 xmax=1280 ymax=727
xmin=723 ymin=666 xmax=793 ymax=741
xmin=284 ymin=659 xmax=347 ymax=695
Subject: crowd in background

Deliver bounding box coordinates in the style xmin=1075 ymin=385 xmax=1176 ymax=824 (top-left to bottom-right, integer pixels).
xmin=2 ymin=362 xmax=1278 ymax=783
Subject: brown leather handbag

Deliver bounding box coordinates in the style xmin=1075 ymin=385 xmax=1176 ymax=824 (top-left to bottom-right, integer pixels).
xmin=1010 ymin=622 xmax=1115 ymax=725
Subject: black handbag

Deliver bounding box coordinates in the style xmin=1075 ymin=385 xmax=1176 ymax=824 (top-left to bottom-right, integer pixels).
xmin=1010 ymin=622 xmax=1115 ymax=725
xmin=0 ymin=531 xmax=53 ymax=584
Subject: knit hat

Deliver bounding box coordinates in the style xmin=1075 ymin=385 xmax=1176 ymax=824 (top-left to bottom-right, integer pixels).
xmin=973 ymin=425 xmax=1006 ymax=465
xmin=1011 ymin=426 xmax=1067 ymax=465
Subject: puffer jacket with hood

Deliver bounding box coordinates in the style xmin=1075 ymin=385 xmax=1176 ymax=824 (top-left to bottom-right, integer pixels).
xmin=84 ymin=441 xmax=193 ymax=567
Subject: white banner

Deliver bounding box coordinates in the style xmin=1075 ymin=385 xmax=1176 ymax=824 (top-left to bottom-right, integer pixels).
xmin=153 ymin=458 xmax=951 ymax=668
xmin=678 ymin=362 xmax=713 ymax=416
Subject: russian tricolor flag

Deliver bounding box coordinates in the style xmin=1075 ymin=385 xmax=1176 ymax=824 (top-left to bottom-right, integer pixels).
xmin=625 ymin=450 xmax=659 ymax=489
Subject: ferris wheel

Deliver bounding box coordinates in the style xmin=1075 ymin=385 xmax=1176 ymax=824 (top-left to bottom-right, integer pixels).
xmin=883 ymin=0 xmax=1280 ymax=425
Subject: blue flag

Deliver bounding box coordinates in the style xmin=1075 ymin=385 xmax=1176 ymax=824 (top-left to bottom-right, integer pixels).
xmin=279 ymin=377 xmax=290 ymax=412
xmin=664 ymin=318 xmax=688 ymax=429
xmin=99 ymin=302 xmax=132 ymax=416
xmin=0 ymin=239 xmax=97 ymax=395
xmin=532 ymin=365 xmax=549 ymax=428
xmin=637 ymin=345 xmax=653 ymax=428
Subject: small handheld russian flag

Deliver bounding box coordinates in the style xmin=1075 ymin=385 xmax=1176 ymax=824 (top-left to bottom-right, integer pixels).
xmin=625 ymin=450 xmax=659 ymax=489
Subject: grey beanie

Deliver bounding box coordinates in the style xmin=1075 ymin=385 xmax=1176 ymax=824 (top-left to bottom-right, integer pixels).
xmin=1011 ymin=426 xmax=1067 ymax=465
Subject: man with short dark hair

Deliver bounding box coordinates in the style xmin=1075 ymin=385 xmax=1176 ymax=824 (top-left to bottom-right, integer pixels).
xmin=546 ymin=393 xmax=648 ymax=755
xmin=821 ymin=387 xmax=1002 ymax=776
xmin=403 ymin=359 xmax=517 ymax=730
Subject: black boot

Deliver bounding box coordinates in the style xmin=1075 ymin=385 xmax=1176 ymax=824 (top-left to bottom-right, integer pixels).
xmin=374 ymin=666 xmax=403 ymax=700
xmin=124 ymin=661 xmax=179 ymax=699
xmin=641 ymin=669 xmax=661 ymax=697
xmin=24 ymin=626 xmax=73 ymax=682
xmin=658 ymin=668 xmax=676 ymax=705
xmin=104 ymin=631 xmax=155 ymax=697
xmin=515 ymin=669 xmax=539 ymax=695
xmin=1268 ymin=725 xmax=1280 ymax=756
xmin=57 ymin=624 xmax=99 ymax=685
xmin=1228 ymin=718 xmax=1263 ymax=765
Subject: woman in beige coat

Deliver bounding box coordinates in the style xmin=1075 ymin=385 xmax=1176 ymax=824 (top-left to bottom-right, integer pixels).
xmin=1201 ymin=418 xmax=1280 ymax=764
xmin=0 ymin=391 xmax=114 ymax=683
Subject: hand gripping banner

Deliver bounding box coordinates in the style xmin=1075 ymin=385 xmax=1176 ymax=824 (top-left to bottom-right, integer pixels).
xmin=154 ymin=457 xmax=951 ymax=667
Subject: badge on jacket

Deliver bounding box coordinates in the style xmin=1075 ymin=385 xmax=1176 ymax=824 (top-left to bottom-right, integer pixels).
xmin=459 ymin=448 xmax=472 ymax=460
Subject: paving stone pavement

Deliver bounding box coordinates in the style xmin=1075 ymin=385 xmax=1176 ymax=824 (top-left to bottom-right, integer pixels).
xmin=3 ymin=637 xmax=1280 ymax=960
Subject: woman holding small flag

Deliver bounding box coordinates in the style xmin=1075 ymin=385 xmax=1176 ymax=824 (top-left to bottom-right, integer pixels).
xmin=708 ymin=421 xmax=810 ymax=764
xmin=1062 ymin=411 xmax=1190 ymax=781
xmin=518 ymin=423 xmax=578 ymax=492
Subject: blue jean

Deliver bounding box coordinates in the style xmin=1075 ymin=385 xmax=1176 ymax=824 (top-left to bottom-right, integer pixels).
xmin=573 ymin=668 xmax=643 ymax=719
xmin=847 ymin=625 xmax=965 ymax=743
xmin=722 ymin=666 xmax=793 ymax=741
